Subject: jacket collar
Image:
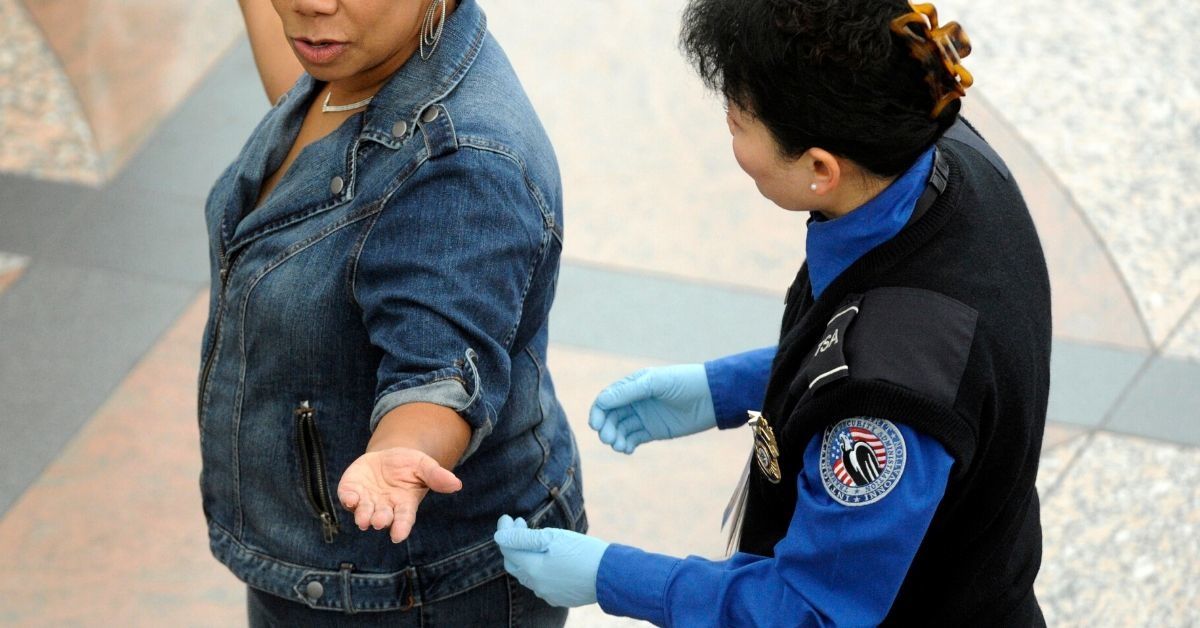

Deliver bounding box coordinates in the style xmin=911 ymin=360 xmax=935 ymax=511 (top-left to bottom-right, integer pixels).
xmin=359 ymin=0 xmax=487 ymax=147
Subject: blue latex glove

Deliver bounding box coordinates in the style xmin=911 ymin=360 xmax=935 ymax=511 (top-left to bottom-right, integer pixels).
xmin=588 ymin=364 xmax=716 ymax=454
xmin=493 ymin=515 xmax=609 ymax=607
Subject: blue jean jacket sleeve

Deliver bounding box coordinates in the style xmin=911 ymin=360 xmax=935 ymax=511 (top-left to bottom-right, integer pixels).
xmin=596 ymin=424 xmax=954 ymax=626
xmin=354 ymin=147 xmax=549 ymax=461
xmin=705 ymin=346 xmax=776 ymax=429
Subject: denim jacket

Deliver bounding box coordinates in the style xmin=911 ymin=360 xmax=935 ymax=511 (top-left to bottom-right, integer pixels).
xmin=198 ymin=0 xmax=584 ymax=612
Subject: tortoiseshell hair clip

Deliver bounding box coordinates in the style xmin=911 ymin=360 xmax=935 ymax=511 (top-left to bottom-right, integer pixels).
xmin=890 ymin=2 xmax=973 ymax=118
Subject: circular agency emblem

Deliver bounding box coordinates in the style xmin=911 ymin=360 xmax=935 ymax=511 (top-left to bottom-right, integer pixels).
xmin=819 ymin=417 xmax=906 ymax=507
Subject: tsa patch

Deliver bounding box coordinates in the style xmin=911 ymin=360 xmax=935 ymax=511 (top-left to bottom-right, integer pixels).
xmin=819 ymin=418 xmax=906 ymax=506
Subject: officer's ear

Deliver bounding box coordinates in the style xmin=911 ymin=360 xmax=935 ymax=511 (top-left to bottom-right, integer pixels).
xmin=802 ymin=148 xmax=896 ymax=218
xmin=803 ymin=147 xmax=842 ymax=198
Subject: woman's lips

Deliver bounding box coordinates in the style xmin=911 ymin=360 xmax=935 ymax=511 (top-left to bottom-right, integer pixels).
xmin=293 ymin=38 xmax=348 ymax=64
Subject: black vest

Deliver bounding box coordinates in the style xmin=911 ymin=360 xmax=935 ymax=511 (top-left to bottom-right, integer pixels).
xmin=740 ymin=124 xmax=1051 ymax=626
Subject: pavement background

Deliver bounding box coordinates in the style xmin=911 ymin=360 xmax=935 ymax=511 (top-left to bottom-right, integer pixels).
xmin=0 ymin=0 xmax=1196 ymax=625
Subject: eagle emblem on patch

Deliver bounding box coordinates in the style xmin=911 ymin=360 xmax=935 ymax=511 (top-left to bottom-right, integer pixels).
xmin=819 ymin=418 xmax=906 ymax=506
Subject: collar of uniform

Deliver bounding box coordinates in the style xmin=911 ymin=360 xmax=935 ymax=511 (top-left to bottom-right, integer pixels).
xmin=358 ymin=0 xmax=487 ymax=147
xmin=805 ymin=147 xmax=935 ymax=300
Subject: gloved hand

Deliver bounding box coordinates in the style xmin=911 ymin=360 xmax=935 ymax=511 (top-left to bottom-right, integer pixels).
xmin=493 ymin=515 xmax=609 ymax=607
xmin=588 ymin=364 xmax=716 ymax=454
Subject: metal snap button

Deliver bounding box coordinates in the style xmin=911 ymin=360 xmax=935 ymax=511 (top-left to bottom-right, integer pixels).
xmin=420 ymin=107 xmax=439 ymax=123
xmin=305 ymin=580 xmax=324 ymax=600
xmin=392 ymin=120 xmax=408 ymax=138
xmin=330 ymin=176 xmax=344 ymax=195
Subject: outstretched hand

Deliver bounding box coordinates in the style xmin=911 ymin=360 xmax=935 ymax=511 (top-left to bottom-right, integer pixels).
xmin=338 ymin=447 xmax=462 ymax=543
xmin=588 ymin=364 xmax=717 ymax=454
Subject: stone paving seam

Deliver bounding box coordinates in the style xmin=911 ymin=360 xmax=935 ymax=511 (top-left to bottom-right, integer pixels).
xmin=1097 ymin=293 xmax=1200 ymax=448
xmin=1039 ymin=431 xmax=1098 ymax=505
xmin=1041 ymin=290 xmax=1200 ymax=497
xmin=1163 ymin=295 xmax=1200 ymax=363
xmin=1039 ymin=353 xmax=1156 ymax=503
xmin=1162 ymin=293 xmax=1200 ymax=357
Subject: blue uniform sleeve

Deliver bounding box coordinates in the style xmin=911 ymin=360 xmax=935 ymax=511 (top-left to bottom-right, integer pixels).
xmin=704 ymin=346 xmax=776 ymax=429
xmin=596 ymin=423 xmax=954 ymax=627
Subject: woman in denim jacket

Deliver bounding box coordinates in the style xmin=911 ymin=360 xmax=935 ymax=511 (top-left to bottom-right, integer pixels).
xmin=200 ymin=0 xmax=584 ymax=624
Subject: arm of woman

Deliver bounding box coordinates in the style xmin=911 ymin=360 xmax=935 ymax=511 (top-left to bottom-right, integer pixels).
xmin=338 ymin=146 xmax=554 ymax=543
xmin=238 ymin=0 xmax=304 ymax=103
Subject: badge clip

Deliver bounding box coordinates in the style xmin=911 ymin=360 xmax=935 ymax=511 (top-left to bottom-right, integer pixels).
xmin=747 ymin=411 xmax=782 ymax=484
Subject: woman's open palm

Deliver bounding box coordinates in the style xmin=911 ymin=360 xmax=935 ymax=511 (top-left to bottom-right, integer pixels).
xmin=337 ymin=448 xmax=462 ymax=543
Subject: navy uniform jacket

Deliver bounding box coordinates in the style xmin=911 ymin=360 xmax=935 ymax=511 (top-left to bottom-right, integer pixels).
xmin=596 ymin=122 xmax=1050 ymax=626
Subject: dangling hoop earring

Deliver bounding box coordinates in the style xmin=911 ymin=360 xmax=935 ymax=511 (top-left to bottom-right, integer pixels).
xmin=420 ymin=0 xmax=447 ymax=61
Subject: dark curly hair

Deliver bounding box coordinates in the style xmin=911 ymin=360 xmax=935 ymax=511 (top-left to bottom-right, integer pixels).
xmin=681 ymin=0 xmax=960 ymax=177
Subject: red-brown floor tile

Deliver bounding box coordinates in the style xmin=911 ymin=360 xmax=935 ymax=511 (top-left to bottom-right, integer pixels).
xmin=0 ymin=267 xmax=26 ymax=295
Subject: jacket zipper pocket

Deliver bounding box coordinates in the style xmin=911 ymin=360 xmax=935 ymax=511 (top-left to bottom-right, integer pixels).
xmin=197 ymin=251 xmax=239 ymax=419
xmin=295 ymin=400 xmax=340 ymax=543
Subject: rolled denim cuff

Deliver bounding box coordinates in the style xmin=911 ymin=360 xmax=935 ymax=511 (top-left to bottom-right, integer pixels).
xmin=370 ymin=358 xmax=494 ymax=463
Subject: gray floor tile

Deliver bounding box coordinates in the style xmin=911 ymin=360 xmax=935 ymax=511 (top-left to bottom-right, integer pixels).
xmin=106 ymin=38 xmax=268 ymax=201
xmin=1047 ymin=340 xmax=1148 ymax=428
xmin=1106 ymin=355 xmax=1200 ymax=446
xmin=0 ymin=262 xmax=198 ymax=516
xmin=0 ymin=174 xmax=90 ymax=256
xmin=1037 ymin=433 xmax=1200 ymax=625
xmin=550 ymin=262 xmax=783 ymax=363
xmin=40 ymin=186 xmax=210 ymax=284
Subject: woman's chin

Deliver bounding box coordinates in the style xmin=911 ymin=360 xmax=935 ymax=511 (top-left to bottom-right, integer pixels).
xmin=291 ymin=53 xmax=356 ymax=83
xmin=298 ymin=64 xmax=352 ymax=84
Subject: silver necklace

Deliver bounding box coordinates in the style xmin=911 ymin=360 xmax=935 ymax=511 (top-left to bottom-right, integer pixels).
xmin=321 ymin=91 xmax=373 ymax=113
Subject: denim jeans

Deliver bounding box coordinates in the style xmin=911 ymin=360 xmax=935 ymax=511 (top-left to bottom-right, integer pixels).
xmin=247 ymin=576 xmax=567 ymax=627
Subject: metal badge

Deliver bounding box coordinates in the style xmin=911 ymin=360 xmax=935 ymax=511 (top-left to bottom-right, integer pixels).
xmin=747 ymin=411 xmax=782 ymax=484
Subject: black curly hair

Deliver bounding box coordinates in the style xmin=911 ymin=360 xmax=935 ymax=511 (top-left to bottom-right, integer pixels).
xmin=681 ymin=0 xmax=961 ymax=177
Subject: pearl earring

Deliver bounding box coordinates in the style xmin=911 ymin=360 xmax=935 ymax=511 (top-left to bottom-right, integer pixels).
xmin=810 ymin=183 xmax=818 ymax=191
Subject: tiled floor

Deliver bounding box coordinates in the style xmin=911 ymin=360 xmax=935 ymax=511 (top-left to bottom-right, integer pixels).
xmin=0 ymin=0 xmax=1197 ymax=626
xmin=4 ymin=0 xmax=243 ymax=182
